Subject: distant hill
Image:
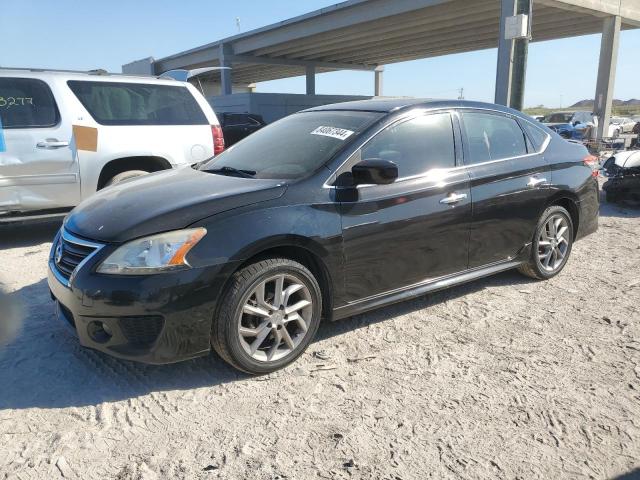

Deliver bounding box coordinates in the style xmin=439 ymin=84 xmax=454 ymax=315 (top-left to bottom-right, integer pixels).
xmin=570 ymin=99 xmax=640 ymax=108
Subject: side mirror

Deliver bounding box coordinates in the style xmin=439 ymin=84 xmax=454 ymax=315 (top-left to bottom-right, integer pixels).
xmin=352 ymin=159 xmax=398 ymax=185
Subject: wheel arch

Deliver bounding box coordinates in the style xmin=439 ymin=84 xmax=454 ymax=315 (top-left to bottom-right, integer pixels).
xmin=223 ymin=235 xmax=335 ymax=322
xmin=545 ymin=193 xmax=580 ymax=238
xmin=97 ymin=156 xmax=172 ymax=190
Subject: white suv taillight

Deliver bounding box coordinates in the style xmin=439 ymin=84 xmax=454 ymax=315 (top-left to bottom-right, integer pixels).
xmin=212 ymin=125 xmax=225 ymax=155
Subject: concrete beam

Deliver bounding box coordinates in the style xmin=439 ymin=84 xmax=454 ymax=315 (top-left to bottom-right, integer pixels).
xmin=594 ymin=15 xmax=621 ymax=140
xmin=227 ymin=54 xmax=376 ymax=71
xmin=231 ymin=0 xmax=450 ymax=54
xmin=219 ymin=44 xmax=233 ymax=96
xmin=305 ymin=65 xmax=316 ymax=95
xmin=374 ymin=66 xmax=384 ymax=96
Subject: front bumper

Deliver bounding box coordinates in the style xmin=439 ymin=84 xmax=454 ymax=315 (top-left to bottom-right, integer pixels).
xmin=47 ymin=236 xmax=228 ymax=364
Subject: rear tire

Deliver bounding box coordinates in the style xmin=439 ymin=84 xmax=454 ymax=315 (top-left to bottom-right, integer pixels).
xmin=518 ymin=206 xmax=574 ymax=280
xmin=211 ymin=258 xmax=322 ymax=374
xmin=103 ymin=170 xmax=148 ymax=188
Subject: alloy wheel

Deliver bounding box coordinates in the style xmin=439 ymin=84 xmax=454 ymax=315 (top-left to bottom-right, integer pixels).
xmin=537 ymin=214 xmax=570 ymax=272
xmin=238 ymin=274 xmax=313 ymax=362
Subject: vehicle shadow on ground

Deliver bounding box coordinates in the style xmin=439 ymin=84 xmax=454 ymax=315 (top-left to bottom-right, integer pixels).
xmin=613 ymin=469 xmax=640 ymax=480
xmin=0 ymin=278 xmax=241 ymax=411
xmin=598 ymin=188 xmax=640 ymax=219
xmin=0 ymin=219 xmax=61 ymax=249
xmin=316 ymin=268 xmax=535 ymax=343
xmin=0 ymin=269 xmax=536 ymax=411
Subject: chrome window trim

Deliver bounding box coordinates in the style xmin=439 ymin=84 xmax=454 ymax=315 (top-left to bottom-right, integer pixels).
xmin=50 ymin=228 xmax=104 ymax=288
xmin=457 ymin=108 xmax=547 ymax=166
xmin=322 ymin=108 xmax=456 ymax=189
xmin=323 ymin=106 xmax=551 ymax=190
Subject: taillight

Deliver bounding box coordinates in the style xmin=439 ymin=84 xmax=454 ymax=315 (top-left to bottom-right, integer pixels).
xmin=583 ymin=154 xmax=599 ymax=177
xmin=212 ymin=125 xmax=225 ymax=155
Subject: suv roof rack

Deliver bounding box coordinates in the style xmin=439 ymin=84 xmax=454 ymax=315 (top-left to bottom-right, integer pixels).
xmin=0 ymin=66 xmax=177 ymax=81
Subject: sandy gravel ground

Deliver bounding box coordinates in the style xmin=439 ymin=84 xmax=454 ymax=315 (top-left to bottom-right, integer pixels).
xmin=1 ymin=194 xmax=639 ymax=480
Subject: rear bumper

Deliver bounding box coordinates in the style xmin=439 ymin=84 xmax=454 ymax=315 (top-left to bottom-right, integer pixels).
xmin=47 ymin=250 xmax=228 ymax=364
xmin=575 ymin=178 xmax=599 ymax=241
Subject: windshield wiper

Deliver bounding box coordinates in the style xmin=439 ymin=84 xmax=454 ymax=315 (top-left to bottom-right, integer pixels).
xmin=206 ymin=166 xmax=257 ymax=178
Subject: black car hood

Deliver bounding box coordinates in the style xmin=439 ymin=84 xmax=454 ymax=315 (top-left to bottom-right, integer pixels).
xmin=65 ymin=167 xmax=286 ymax=243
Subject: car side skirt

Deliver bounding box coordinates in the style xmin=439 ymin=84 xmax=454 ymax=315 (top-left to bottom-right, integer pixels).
xmin=331 ymin=258 xmax=524 ymax=321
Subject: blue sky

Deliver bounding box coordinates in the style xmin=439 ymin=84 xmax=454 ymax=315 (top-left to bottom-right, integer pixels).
xmin=1 ymin=0 xmax=638 ymax=108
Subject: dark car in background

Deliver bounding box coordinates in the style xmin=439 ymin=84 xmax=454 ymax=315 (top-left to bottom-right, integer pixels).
xmin=219 ymin=112 xmax=266 ymax=146
xmin=542 ymin=111 xmax=595 ymax=140
xmin=48 ymin=99 xmax=599 ymax=374
xmin=602 ymin=150 xmax=640 ymax=202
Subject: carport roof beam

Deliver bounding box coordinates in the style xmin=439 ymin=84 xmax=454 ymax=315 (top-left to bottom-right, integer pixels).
xmin=137 ymin=0 xmax=639 ymax=85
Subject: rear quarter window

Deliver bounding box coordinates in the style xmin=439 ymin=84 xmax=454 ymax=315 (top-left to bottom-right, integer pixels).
xmin=0 ymin=77 xmax=60 ymax=128
xmin=520 ymin=120 xmax=550 ymax=152
xmin=67 ymin=80 xmax=207 ymax=126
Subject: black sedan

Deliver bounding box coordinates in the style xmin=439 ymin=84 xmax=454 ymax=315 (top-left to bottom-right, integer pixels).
xmin=48 ymin=99 xmax=599 ymax=374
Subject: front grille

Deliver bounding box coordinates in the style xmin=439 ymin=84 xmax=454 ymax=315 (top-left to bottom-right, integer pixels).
xmin=52 ymin=230 xmax=103 ymax=283
xmin=119 ymin=316 xmax=165 ymax=346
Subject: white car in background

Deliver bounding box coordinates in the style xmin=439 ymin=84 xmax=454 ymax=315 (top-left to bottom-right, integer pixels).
xmin=610 ymin=116 xmax=636 ymax=134
xmin=0 ymin=68 xmax=223 ymax=221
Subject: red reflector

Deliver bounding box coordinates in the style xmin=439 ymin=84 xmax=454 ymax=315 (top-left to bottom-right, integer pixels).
xmin=583 ymin=154 xmax=599 ymax=177
xmin=212 ymin=125 xmax=225 ymax=155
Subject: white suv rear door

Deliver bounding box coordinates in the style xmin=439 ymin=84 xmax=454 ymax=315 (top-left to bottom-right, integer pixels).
xmin=65 ymin=79 xmax=216 ymax=197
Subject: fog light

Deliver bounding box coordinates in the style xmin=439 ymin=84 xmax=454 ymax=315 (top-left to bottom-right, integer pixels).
xmin=87 ymin=321 xmax=112 ymax=343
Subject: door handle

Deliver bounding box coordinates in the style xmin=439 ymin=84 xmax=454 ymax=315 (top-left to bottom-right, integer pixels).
xmin=527 ymin=176 xmax=548 ymax=188
xmin=37 ymin=139 xmax=70 ymax=149
xmin=440 ymin=192 xmax=468 ymax=205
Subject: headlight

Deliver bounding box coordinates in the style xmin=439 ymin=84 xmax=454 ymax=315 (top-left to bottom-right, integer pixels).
xmin=97 ymin=228 xmax=206 ymax=275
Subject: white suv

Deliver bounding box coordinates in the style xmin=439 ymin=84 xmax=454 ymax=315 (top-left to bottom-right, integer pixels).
xmin=0 ymin=68 xmax=223 ymax=221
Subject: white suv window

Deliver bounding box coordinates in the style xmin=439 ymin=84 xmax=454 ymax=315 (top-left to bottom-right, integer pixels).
xmin=67 ymin=80 xmax=207 ymax=126
xmin=0 ymin=77 xmax=60 ymax=128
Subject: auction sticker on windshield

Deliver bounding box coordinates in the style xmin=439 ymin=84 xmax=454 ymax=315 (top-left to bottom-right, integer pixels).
xmin=310 ymin=126 xmax=354 ymax=141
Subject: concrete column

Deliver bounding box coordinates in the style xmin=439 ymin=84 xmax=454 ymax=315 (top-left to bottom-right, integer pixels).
xmin=305 ymin=65 xmax=316 ymax=95
xmin=509 ymin=0 xmax=531 ymax=111
xmin=495 ymin=0 xmax=516 ymax=106
xmin=594 ymin=16 xmax=621 ymax=141
xmin=495 ymin=0 xmax=530 ymax=110
xmin=219 ymin=44 xmax=233 ymax=96
xmin=374 ymin=66 xmax=384 ymax=96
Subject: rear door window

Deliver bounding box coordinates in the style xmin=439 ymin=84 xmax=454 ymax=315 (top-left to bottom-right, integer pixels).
xmin=67 ymin=80 xmax=207 ymax=126
xmin=0 ymin=77 xmax=60 ymax=128
xmin=361 ymin=113 xmax=456 ymax=179
xmin=461 ymin=112 xmax=528 ymax=164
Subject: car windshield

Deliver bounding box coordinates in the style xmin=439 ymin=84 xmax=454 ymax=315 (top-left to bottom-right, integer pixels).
xmin=543 ymin=113 xmax=573 ymax=123
xmin=199 ymin=110 xmax=382 ymax=179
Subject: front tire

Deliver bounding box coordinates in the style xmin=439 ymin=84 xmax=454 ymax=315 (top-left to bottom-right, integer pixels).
xmin=518 ymin=206 xmax=574 ymax=280
xmin=211 ymin=258 xmax=322 ymax=374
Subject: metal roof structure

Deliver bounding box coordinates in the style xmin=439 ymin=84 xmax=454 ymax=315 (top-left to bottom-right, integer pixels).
xmin=148 ymin=0 xmax=640 ymax=84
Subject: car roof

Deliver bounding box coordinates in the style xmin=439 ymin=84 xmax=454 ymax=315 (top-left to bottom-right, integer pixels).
xmin=304 ymin=98 xmax=529 ymax=118
xmin=0 ymin=67 xmax=183 ymax=86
